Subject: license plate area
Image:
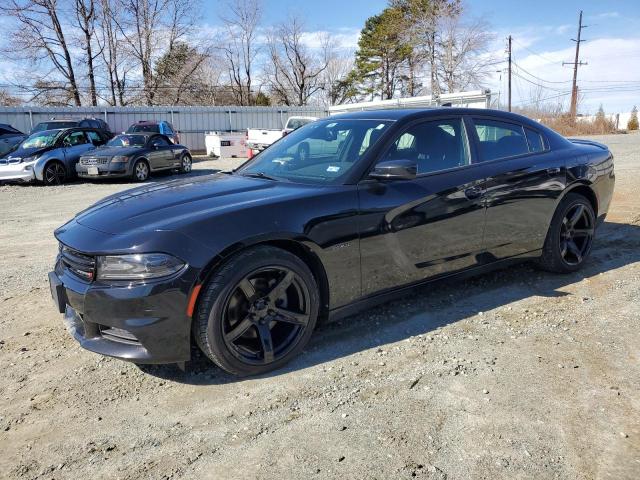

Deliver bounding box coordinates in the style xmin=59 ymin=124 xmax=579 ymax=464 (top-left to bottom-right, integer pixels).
xmin=87 ymin=166 xmax=99 ymax=175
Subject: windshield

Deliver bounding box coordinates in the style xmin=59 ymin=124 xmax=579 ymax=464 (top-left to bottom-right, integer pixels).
xmin=107 ymin=134 xmax=147 ymax=147
xmin=128 ymin=124 xmax=160 ymax=134
xmin=32 ymin=121 xmax=76 ymax=133
xmin=238 ymin=119 xmax=391 ymax=184
xmin=21 ymin=131 xmax=60 ymax=149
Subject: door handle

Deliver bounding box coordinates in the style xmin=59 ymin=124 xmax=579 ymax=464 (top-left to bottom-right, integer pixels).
xmin=546 ymin=167 xmax=561 ymax=175
xmin=464 ymin=186 xmax=483 ymax=200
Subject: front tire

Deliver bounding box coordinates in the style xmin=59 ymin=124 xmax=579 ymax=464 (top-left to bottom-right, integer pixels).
xmin=538 ymin=193 xmax=596 ymax=273
xmin=132 ymin=159 xmax=150 ymax=182
xmin=42 ymin=161 xmax=67 ymax=186
xmin=179 ymin=154 xmax=192 ymax=174
xmin=194 ymin=246 xmax=319 ymax=376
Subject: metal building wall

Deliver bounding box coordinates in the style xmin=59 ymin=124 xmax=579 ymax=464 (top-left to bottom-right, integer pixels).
xmin=0 ymin=106 xmax=328 ymax=152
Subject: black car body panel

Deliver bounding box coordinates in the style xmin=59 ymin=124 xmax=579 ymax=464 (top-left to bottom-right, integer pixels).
xmin=49 ymin=108 xmax=615 ymax=364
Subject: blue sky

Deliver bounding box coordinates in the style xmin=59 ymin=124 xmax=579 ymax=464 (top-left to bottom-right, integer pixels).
xmin=207 ymin=0 xmax=640 ymax=113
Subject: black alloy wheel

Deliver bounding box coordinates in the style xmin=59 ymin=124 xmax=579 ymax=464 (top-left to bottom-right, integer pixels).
xmin=195 ymin=246 xmax=319 ymax=376
xmin=538 ymin=192 xmax=595 ymax=273
xmin=43 ymin=161 xmax=66 ymax=185
xmin=559 ymin=203 xmax=594 ymax=265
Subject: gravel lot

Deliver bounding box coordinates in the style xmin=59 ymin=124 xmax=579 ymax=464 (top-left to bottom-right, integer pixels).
xmin=1 ymin=134 xmax=639 ymax=479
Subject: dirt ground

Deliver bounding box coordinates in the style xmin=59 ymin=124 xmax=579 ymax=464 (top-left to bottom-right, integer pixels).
xmin=0 ymin=134 xmax=638 ymax=479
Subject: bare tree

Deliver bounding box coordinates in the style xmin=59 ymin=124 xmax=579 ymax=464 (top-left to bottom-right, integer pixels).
xmin=265 ymin=18 xmax=330 ymax=106
xmin=218 ymin=0 xmax=261 ymax=105
xmin=96 ymin=0 xmax=129 ymax=105
xmin=2 ymin=0 xmax=82 ymax=105
xmin=436 ymin=16 xmax=494 ymax=93
xmin=74 ymin=0 xmax=102 ymax=105
xmin=113 ymin=0 xmax=197 ymax=105
xmin=320 ymin=49 xmax=355 ymax=106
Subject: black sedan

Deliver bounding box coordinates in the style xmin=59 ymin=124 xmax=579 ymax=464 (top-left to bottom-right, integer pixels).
xmin=50 ymin=108 xmax=615 ymax=376
xmin=76 ymin=133 xmax=192 ymax=182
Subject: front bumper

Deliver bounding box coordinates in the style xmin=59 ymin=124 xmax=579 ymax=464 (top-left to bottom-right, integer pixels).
xmin=76 ymin=162 xmax=131 ymax=179
xmin=0 ymin=164 xmax=36 ymax=183
xmin=49 ymin=258 xmax=196 ymax=364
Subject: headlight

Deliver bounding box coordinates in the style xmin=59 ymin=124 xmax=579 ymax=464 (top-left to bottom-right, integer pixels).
xmin=96 ymin=253 xmax=185 ymax=281
xmin=111 ymin=155 xmax=130 ymax=163
xmin=22 ymin=156 xmax=36 ymax=163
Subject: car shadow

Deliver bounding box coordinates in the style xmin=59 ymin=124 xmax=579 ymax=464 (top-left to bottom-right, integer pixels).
xmin=138 ymin=220 xmax=640 ymax=385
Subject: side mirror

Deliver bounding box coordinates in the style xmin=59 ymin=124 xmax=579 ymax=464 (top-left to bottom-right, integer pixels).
xmin=369 ymin=159 xmax=417 ymax=181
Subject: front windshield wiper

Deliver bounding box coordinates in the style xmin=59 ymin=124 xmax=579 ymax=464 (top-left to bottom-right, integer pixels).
xmin=240 ymin=171 xmax=279 ymax=181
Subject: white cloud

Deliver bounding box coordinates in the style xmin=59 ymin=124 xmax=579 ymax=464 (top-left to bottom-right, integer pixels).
xmin=593 ymin=11 xmax=620 ymax=19
xmin=300 ymin=28 xmax=360 ymax=51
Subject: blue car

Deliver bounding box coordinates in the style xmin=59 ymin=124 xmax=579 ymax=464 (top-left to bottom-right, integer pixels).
xmin=0 ymin=127 xmax=112 ymax=185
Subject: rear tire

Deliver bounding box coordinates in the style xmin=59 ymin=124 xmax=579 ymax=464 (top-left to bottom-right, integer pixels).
xmin=538 ymin=193 xmax=596 ymax=273
xmin=132 ymin=159 xmax=149 ymax=182
xmin=42 ymin=161 xmax=67 ymax=186
xmin=194 ymin=246 xmax=319 ymax=376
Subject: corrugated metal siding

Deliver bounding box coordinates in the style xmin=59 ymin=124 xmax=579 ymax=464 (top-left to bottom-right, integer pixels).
xmin=0 ymin=106 xmax=328 ymax=151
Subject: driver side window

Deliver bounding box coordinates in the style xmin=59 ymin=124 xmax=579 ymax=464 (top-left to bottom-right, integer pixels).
xmin=151 ymin=136 xmax=170 ymax=147
xmin=382 ymin=118 xmax=470 ymax=175
xmin=63 ymin=131 xmax=88 ymax=147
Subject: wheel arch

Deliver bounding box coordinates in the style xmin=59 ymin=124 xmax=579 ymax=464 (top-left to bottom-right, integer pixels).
xmin=561 ymin=182 xmax=598 ymax=217
xmin=193 ymin=236 xmax=331 ymax=323
xmin=35 ymin=158 xmax=65 ymax=182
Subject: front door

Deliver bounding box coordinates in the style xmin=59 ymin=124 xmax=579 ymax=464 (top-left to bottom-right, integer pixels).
xmin=357 ymin=117 xmax=487 ymax=297
xmin=62 ymin=130 xmax=94 ymax=170
xmin=148 ymin=135 xmax=174 ymax=169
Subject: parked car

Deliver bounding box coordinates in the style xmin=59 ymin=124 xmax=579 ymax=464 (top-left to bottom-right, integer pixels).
xmin=0 ymin=123 xmax=27 ymax=157
xmin=247 ymin=116 xmax=317 ymax=154
xmin=31 ymin=118 xmax=112 ymax=134
xmin=126 ymin=120 xmax=180 ymax=144
xmin=49 ymin=108 xmax=614 ymax=376
xmin=0 ymin=127 xmax=111 ymax=185
xmin=76 ymin=133 xmax=191 ymax=182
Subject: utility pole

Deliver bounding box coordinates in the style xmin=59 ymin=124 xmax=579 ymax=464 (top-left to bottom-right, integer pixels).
xmin=564 ymin=10 xmax=588 ymax=119
xmin=507 ymin=35 xmax=512 ymax=112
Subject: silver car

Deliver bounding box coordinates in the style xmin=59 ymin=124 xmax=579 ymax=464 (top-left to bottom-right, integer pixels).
xmin=0 ymin=128 xmax=111 ymax=185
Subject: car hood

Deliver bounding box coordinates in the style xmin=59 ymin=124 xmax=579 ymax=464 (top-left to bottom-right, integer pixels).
xmin=2 ymin=145 xmax=51 ymax=160
xmin=73 ymin=173 xmax=315 ymax=235
xmin=85 ymin=146 xmax=143 ymax=157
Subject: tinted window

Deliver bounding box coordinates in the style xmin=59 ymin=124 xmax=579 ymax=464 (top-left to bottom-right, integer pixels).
xmin=62 ymin=131 xmax=88 ymax=146
xmin=239 ymin=119 xmax=391 ymax=184
xmin=107 ymin=134 xmax=147 ymax=147
xmin=32 ymin=121 xmax=77 ymax=133
xmin=474 ymin=119 xmax=528 ymax=161
xmin=525 ymin=127 xmax=544 ymax=153
xmin=150 ymin=136 xmax=170 ymax=147
xmin=87 ymin=130 xmax=105 ymax=146
xmin=129 ymin=123 xmax=160 ymax=134
xmin=383 ymin=118 xmax=470 ymax=174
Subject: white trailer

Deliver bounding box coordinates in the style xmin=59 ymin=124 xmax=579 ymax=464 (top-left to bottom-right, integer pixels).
xmin=328 ymin=90 xmax=492 ymax=115
xmin=205 ymin=131 xmax=247 ymax=158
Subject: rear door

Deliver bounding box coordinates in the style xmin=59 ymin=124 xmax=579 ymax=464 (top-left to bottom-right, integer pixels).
xmin=469 ymin=116 xmax=565 ymax=259
xmin=357 ymin=116 xmax=487 ymax=296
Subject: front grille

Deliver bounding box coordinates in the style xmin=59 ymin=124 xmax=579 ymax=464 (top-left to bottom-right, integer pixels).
xmin=80 ymin=156 xmax=109 ymax=166
xmin=99 ymin=325 xmax=141 ymax=345
xmin=0 ymin=157 xmax=21 ymax=165
xmin=60 ymin=245 xmax=96 ymax=281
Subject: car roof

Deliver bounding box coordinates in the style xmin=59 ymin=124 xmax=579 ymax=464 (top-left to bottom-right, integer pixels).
xmin=134 ymin=120 xmax=165 ymax=125
xmin=119 ymin=131 xmax=159 ymax=136
xmin=326 ymin=107 xmax=539 ymax=123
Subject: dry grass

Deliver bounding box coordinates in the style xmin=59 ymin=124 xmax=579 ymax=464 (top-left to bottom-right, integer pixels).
xmin=540 ymin=114 xmax=617 ymax=136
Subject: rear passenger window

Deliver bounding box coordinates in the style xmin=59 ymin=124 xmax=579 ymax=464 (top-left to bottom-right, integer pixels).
xmin=525 ymin=127 xmax=544 ymax=153
xmin=473 ymin=119 xmax=529 ymax=161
